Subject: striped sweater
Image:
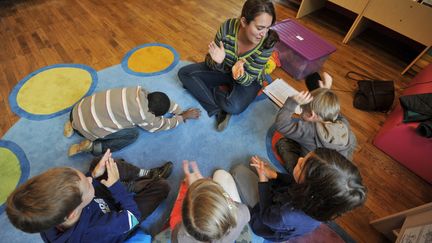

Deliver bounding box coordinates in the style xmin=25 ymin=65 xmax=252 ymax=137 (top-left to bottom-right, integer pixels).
xmin=205 ymin=18 xmax=274 ymax=86
xmin=71 ymin=86 xmax=183 ymax=141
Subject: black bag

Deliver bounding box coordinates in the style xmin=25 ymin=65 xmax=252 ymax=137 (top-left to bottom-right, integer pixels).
xmin=346 ymin=71 xmax=395 ymax=112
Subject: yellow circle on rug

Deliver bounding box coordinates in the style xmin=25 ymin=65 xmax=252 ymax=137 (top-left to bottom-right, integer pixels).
xmin=0 ymin=147 xmax=21 ymax=204
xmin=16 ymin=67 xmax=92 ymax=115
xmin=128 ymin=46 xmax=175 ymax=73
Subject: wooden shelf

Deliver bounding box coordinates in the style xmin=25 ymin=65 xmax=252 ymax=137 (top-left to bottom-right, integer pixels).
xmin=370 ymin=202 xmax=432 ymax=242
xmin=280 ymin=0 xmax=432 ymax=75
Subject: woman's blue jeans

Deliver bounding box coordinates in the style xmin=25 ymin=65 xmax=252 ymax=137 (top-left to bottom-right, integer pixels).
xmin=178 ymin=62 xmax=261 ymax=116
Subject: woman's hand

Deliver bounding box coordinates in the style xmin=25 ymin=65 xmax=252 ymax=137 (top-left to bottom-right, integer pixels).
xmin=183 ymin=160 xmax=204 ymax=186
xmin=92 ymin=149 xmax=112 ymax=178
xmin=208 ymin=41 xmax=225 ymax=64
xmin=100 ymin=158 xmax=120 ymax=188
xmin=232 ymin=59 xmax=245 ymax=80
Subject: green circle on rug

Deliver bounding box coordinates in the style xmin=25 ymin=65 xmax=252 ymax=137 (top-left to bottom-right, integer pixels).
xmin=0 ymin=147 xmax=21 ymax=205
xmin=16 ymin=67 xmax=93 ymax=115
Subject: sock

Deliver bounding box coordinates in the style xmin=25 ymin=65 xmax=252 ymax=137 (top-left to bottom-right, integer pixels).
xmin=139 ymin=169 xmax=149 ymax=177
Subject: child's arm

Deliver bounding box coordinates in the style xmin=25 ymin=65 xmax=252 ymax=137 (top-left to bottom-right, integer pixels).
xmin=275 ymin=93 xmax=314 ymax=139
xmin=139 ymin=105 xmax=200 ymax=132
xmin=85 ymin=182 xmax=142 ymax=239
xmin=139 ymin=112 xmax=184 ymax=132
xmin=273 ymin=172 xmax=295 ymax=186
xmin=256 ymin=182 xmax=289 ymax=231
xmin=91 ymin=160 xmax=142 ymax=237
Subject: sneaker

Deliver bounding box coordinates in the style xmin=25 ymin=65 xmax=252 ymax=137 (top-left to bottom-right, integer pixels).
xmin=216 ymin=111 xmax=231 ymax=131
xmin=68 ymin=140 xmax=93 ymax=157
xmin=63 ymin=121 xmax=74 ymax=138
xmin=146 ymin=161 xmax=173 ymax=180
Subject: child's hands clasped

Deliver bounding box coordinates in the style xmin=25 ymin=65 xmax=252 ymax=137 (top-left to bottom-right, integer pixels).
xmin=92 ymin=149 xmax=112 ymax=178
xmin=183 ymin=160 xmax=203 ymax=186
xmin=208 ymin=41 xmax=225 ymax=64
xmin=100 ymin=158 xmax=120 ymax=188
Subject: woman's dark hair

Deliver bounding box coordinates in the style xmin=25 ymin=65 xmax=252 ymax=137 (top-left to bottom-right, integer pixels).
xmin=241 ymin=0 xmax=279 ymax=49
xmin=147 ymin=91 xmax=170 ymax=116
xmin=286 ymin=148 xmax=367 ymax=221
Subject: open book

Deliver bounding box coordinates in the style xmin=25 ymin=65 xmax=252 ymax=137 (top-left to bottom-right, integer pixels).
xmin=263 ymin=78 xmax=302 ymax=114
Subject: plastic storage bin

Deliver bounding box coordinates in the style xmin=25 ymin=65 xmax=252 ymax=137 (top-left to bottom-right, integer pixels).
xmin=272 ymin=19 xmax=336 ymax=80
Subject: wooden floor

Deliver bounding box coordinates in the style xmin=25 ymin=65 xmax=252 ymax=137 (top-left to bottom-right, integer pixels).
xmin=0 ymin=0 xmax=431 ymax=242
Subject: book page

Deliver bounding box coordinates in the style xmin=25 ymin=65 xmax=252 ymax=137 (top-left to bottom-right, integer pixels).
xmin=263 ymin=78 xmax=302 ymax=114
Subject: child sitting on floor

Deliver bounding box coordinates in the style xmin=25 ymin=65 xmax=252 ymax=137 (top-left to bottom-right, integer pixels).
xmin=274 ymin=73 xmax=357 ymax=173
xmin=231 ymin=148 xmax=367 ymax=242
xmin=6 ymin=149 xmax=172 ymax=243
xmin=64 ymin=86 xmax=201 ymax=156
xmin=170 ymin=160 xmax=250 ymax=243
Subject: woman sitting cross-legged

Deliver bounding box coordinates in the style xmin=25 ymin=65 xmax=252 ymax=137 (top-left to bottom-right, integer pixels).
xmin=178 ymin=0 xmax=279 ymax=131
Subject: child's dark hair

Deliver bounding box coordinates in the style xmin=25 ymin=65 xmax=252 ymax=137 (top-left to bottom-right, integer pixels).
xmin=147 ymin=91 xmax=170 ymax=116
xmin=286 ymin=148 xmax=367 ymax=221
xmin=6 ymin=167 xmax=82 ymax=233
xmin=241 ymin=0 xmax=279 ymax=49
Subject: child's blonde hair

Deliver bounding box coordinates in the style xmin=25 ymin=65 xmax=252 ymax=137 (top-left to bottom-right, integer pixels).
xmin=182 ymin=178 xmax=237 ymax=241
xmin=301 ymin=88 xmax=340 ymax=122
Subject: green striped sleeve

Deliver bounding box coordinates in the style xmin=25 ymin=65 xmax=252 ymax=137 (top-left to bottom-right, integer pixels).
xmin=236 ymin=45 xmax=274 ymax=86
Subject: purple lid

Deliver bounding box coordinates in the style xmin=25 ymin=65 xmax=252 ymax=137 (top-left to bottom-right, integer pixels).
xmin=272 ymin=19 xmax=336 ymax=61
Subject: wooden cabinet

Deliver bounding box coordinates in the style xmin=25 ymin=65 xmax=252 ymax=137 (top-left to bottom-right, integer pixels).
xmin=328 ymin=0 xmax=369 ymax=14
xmin=288 ymin=0 xmax=432 ymax=74
xmin=363 ymin=0 xmax=432 ymax=46
xmin=370 ymin=202 xmax=432 ymax=242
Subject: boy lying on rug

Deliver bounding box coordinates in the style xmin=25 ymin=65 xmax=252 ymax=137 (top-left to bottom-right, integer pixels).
xmin=63 ymin=86 xmax=201 ymax=156
xmin=6 ymin=149 xmax=172 ymax=243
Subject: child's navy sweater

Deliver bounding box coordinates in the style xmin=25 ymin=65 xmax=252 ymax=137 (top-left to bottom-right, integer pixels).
xmin=41 ymin=179 xmax=141 ymax=243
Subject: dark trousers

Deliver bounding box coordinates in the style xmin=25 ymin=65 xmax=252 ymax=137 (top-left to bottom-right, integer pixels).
xmin=178 ymin=62 xmax=261 ymax=116
xmin=89 ymin=158 xmax=170 ymax=220
xmin=70 ymin=111 xmax=139 ymax=156
xmin=92 ymin=128 xmax=139 ymax=156
xmin=276 ymin=138 xmax=302 ymax=175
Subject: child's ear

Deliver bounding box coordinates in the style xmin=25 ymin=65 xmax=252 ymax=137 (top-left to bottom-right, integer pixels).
xmin=66 ymin=209 xmax=79 ymax=221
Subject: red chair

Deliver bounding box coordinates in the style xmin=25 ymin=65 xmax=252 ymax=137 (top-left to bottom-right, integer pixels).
xmin=373 ymin=64 xmax=432 ymax=184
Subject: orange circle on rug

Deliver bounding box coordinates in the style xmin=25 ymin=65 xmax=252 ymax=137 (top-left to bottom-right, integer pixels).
xmin=127 ymin=46 xmax=175 ymax=73
xmin=15 ymin=66 xmax=93 ymax=115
